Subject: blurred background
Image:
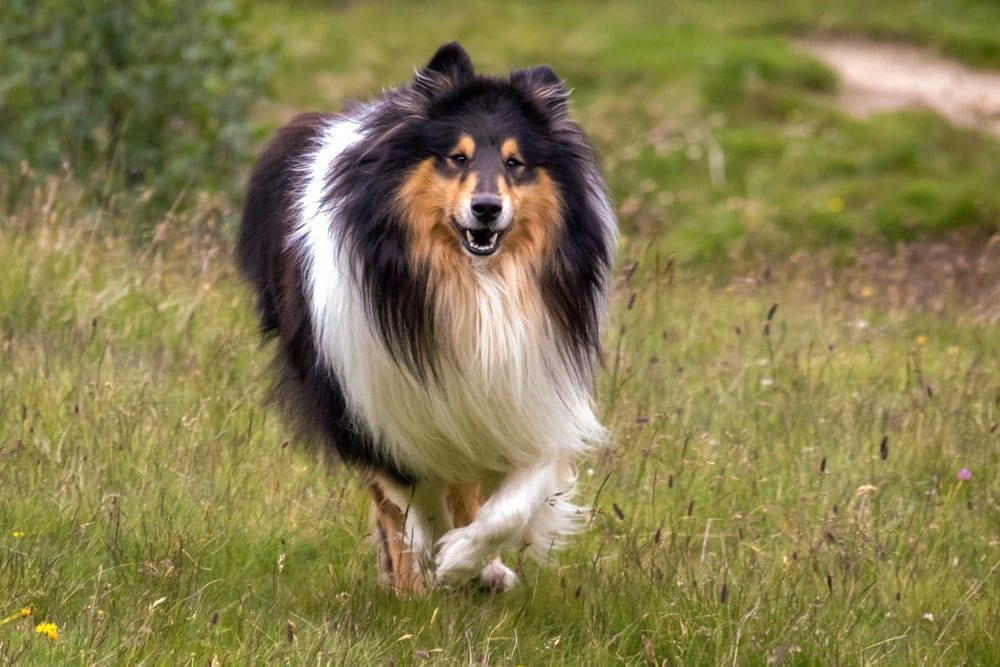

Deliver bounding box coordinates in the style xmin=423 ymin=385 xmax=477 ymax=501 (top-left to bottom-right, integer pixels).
xmin=3 ymin=0 xmax=999 ymax=270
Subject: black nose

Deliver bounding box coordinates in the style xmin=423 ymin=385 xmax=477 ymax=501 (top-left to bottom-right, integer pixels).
xmin=471 ymin=195 xmax=502 ymax=223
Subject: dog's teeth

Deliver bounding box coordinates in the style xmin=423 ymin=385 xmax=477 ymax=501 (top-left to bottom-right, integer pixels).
xmin=463 ymin=229 xmax=499 ymax=252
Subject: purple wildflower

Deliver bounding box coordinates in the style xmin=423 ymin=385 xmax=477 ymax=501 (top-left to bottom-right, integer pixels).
xmin=957 ymin=468 xmax=971 ymax=481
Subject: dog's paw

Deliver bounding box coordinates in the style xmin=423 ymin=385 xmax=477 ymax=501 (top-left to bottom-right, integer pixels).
xmin=434 ymin=531 xmax=516 ymax=592
xmin=434 ymin=528 xmax=486 ymax=589
xmin=478 ymin=559 xmax=517 ymax=593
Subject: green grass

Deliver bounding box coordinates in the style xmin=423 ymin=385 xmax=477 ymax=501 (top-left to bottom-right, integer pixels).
xmin=3 ymin=1 xmax=1000 ymax=664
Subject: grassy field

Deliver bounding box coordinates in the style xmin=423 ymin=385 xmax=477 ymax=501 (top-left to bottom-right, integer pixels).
xmin=3 ymin=1 xmax=999 ymax=664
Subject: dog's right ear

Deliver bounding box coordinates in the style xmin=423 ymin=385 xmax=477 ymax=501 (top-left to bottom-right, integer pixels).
xmin=511 ymin=65 xmax=570 ymax=122
xmin=414 ymin=42 xmax=474 ymax=98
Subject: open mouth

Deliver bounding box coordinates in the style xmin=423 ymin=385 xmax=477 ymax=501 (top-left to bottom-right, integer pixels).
xmin=454 ymin=222 xmax=506 ymax=256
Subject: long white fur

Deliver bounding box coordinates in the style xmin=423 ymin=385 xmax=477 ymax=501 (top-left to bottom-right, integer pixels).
xmin=289 ymin=112 xmax=612 ymax=588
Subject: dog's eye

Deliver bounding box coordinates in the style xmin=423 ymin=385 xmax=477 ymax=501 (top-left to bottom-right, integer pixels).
xmin=450 ymin=154 xmax=468 ymax=166
xmin=505 ymin=157 xmax=524 ymax=169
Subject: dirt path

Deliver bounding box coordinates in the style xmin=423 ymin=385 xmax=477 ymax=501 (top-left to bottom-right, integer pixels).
xmin=797 ymin=37 xmax=1000 ymax=138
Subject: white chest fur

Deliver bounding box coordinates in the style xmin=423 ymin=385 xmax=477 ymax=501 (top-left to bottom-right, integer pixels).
xmin=290 ymin=118 xmax=605 ymax=482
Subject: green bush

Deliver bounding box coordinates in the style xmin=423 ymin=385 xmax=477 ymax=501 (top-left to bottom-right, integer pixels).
xmin=0 ymin=0 xmax=273 ymax=208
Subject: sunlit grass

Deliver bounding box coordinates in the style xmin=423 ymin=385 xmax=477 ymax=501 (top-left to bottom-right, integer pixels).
xmin=3 ymin=0 xmax=1000 ymax=663
xmin=2 ymin=172 xmax=997 ymax=663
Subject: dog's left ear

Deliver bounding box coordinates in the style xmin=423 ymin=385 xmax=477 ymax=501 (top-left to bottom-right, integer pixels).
xmin=414 ymin=42 xmax=475 ymax=98
xmin=511 ymin=65 xmax=570 ymax=120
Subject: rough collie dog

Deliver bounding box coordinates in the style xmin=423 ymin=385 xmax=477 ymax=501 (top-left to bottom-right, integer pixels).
xmin=237 ymin=42 xmax=616 ymax=592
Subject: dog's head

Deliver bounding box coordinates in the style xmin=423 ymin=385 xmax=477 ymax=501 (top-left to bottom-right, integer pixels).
xmin=395 ymin=43 xmax=575 ymax=265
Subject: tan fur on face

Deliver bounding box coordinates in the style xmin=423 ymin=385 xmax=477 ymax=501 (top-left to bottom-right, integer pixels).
xmin=499 ymin=169 xmax=562 ymax=266
xmin=396 ymin=155 xmax=563 ymax=273
xmin=455 ymin=134 xmax=476 ymax=159
xmin=396 ymin=157 xmax=476 ymax=272
xmin=500 ymin=138 xmax=522 ymax=164
xmin=395 ymin=148 xmax=566 ymax=369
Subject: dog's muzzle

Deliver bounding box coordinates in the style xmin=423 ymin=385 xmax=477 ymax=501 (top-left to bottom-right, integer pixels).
xmin=455 ymin=194 xmax=508 ymax=256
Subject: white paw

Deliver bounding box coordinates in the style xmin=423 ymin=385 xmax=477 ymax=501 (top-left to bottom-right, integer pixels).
xmin=434 ymin=528 xmax=487 ymax=589
xmin=478 ymin=559 xmax=517 ymax=592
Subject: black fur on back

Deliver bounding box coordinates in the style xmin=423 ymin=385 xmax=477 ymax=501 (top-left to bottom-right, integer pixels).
xmin=237 ymin=113 xmax=416 ymax=483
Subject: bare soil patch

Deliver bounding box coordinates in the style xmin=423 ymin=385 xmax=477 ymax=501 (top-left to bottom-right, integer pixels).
xmin=846 ymin=229 xmax=1000 ymax=323
xmin=728 ymin=227 xmax=1000 ymax=324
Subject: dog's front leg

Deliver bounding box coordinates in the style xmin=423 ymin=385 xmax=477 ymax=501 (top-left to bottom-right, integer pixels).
xmin=434 ymin=459 xmax=583 ymax=590
xmin=370 ymin=476 xmax=451 ymax=593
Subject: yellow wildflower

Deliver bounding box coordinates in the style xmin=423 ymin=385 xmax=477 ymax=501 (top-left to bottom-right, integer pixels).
xmin=859 ymin=286 xmax=874 ymax=299
xmin=1 ymin=607 xmax=31 ymax=625
xmin=12 ymin=531 xmax=24 ymax=538
xmin=826 ymin=196 xmax=845 ymax=213
xmin=35 ymin=622 xmax=59 ymax=640
xmin=916 ymin=335 xmax=928 ymax=346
